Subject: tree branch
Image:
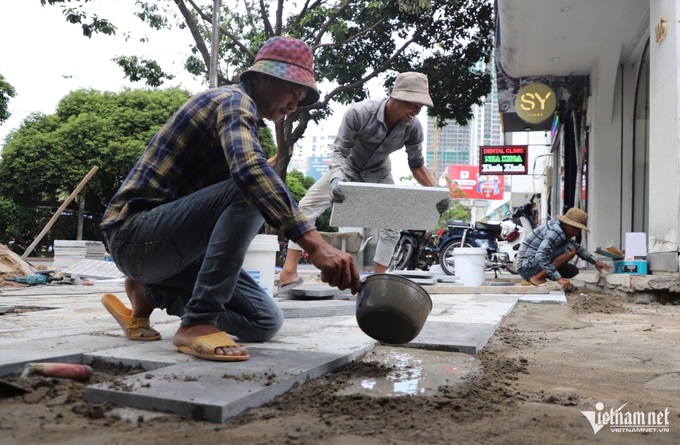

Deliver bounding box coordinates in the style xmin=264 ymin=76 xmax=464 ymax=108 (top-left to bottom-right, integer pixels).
xmin=315 ymin=13 xmax=389 ymax=49
xmin=274 ymin=0 xmax=284 ymax=35
xmin=310 ymin=0 xmax=353 ymax=46
xmin=259 ymin=0 xmax=274 ymax=36
xmin=175 ymin=0 xmax=211 ymax=68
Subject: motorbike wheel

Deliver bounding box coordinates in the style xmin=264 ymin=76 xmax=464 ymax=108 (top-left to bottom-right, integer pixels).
xmin=503 ymin=254 xmax=520 ymax=274
xmin=388 ymin=240 xmax=416 ymax=271
xmin=438 ymin=239 xmax=475 ymax=275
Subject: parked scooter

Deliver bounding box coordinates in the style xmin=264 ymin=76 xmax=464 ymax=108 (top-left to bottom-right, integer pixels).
xmin=388 ymin=229 xmax=439 ymax=272
xmin=497 ymin=195 xmax=538 ymax=272
xmin=437 ymin=220 xmax=514 ymax=276
xmin=388 ymin=195 xmax=539 ymax=276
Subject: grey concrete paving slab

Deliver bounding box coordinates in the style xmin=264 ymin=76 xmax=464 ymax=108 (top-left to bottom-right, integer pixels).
xmin=284 ymin=285 xmax=344 ymax=299
xmin=520 ymin=291 xmax=568 ymax=304
xmin=429 ymin=294 xmax=519 ymax=323
xmin=61 ymin=259 xmax=125 ymax=279
xmin=84 ymin=347 xmax=358 ymax=423
xmin=408 ymin=321 xmax=499 ymax=354
xmin=0 ymin=273 xmax=565 ymax=423
xmin=423 ymin=283 xmax=548 ymax=294
xmin=276 ymin=295 xmax=356 ymax=318
xmin=329 ymin=182 xmax=450 ymax=230
xmin=265 ymin=318 xmax=377 ymax=355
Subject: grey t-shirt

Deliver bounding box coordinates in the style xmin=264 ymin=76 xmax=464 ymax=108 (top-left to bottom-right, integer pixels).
xmin=329 ymin=97 xmax=426 ymax=183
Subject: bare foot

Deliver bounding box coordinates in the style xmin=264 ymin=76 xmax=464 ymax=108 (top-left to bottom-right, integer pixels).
xmin=123 ymin=277 xmax=159 ymax=339
xmin=172 ymin=323 xmax=248 ymax=358
xmin=276 ymin=271 xmax=301 ymax=288
xmin=124 ymin=277 xmax=154 ymax=319
xmin=530 ymin=277 xmax=547 ymax=287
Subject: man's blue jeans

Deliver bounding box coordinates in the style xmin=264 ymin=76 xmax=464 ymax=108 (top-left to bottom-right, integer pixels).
xmin=103 ymin=179 xmax=283 ymax=342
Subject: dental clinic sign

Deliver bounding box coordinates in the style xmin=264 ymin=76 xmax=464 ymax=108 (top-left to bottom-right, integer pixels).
xmin=515 ymin=83 xmax=557 ymax=124
xmin=479 ymin=145 xmax=528 ymax=175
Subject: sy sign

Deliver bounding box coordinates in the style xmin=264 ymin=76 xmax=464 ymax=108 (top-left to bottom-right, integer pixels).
xmin=515 ymin=83 xmax=557 ymax=124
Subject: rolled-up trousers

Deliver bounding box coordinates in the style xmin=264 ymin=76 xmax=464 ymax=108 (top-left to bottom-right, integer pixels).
xmin=103 ymin=179 xmax=283 ymax=342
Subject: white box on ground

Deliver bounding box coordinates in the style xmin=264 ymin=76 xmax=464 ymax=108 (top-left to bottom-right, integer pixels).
xmin=329 ymin=182 xmax=450 ymax=230
xmin=625 ymin=232 xmax=647 ymax=258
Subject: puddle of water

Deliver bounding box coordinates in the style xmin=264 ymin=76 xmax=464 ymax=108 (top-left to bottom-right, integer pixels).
xmin=337 ymin=345 xmax=481 ymax=397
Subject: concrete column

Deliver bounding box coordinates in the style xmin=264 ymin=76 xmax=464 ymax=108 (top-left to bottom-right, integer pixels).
xmin=587 ymin=43 xmax=628 ymax=252
xmin=648 ymin=0 xmax=680 ymax=255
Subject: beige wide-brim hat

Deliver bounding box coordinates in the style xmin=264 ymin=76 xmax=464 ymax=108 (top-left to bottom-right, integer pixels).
xmin=557 ymin=207 xmax=590 ymax=232
xmin=389 ymin=72 xmax=434 ymax=107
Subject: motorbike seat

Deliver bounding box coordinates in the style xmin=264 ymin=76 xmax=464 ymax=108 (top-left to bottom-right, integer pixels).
xmin=475 ymin=221 xmax=502 ymax=233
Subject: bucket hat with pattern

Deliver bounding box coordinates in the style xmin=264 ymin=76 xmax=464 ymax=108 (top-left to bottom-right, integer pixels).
xmin=243 ymin=36 xmax=320 ymax=106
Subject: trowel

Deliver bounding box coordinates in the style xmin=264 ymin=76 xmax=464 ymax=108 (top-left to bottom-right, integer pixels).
xmin=0 ymin=379 xmax=30 ymax=397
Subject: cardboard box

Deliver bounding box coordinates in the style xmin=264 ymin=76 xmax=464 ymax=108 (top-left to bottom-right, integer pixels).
xmin=613 ymin=260 xmax=648 ymax=274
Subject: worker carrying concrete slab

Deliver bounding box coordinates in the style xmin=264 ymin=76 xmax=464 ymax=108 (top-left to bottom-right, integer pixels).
xmin=277 ymin=72 xmax=448 ymax=293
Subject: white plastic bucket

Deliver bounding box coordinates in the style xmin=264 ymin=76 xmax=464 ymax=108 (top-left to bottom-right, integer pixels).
xmin=453 ymin=247 xmax=486 ymax=286
xmin=243 ymin=234 xmax=279 ymax=297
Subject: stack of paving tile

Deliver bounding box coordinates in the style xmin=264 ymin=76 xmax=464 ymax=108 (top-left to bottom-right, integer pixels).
xmin=53 ymin=240 xmax=107 ymax=267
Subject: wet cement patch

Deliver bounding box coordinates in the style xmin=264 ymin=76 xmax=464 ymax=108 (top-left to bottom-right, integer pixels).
xmin=336 ymin=345 xmax=481 ymax=397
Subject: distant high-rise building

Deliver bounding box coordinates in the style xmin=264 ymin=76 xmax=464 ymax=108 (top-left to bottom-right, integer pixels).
xmin=426 ymin=59 xmax=503 ymax=182
xmin=289 ymin=124 xmax=337 ymax=181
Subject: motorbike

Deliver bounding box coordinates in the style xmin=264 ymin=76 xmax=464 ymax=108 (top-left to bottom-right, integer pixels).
xmin=437 ymin=220 xmax=514 ymax=277
xmin=497 ymin=195 xmax=538 ymax=272
xmin=388 ymin=195 xmax=539 ymax=276
xmin=388 ymin=229 xmax=439 ymax=272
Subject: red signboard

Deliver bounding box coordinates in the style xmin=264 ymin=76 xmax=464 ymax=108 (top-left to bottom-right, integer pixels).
xmin=447 ymin=164 xmax=505 ymax=200
xmin=479 ymin=145 xmax=528 ymax=175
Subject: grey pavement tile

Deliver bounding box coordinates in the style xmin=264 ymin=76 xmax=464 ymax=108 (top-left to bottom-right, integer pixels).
xmin=84 ymin=347 xmax=357 ymax=423
xmin=405 ymin=321 xmax=499 ymax=354
xmin=329 ymin=182 xmax=450 ymax=230
xmin=284 ymin=285 xmax=344 ymax=299
xmin=0 ymin=278 xmax=562 ymax=423
xmin=520 ymin=292 xmax=568 ymax=304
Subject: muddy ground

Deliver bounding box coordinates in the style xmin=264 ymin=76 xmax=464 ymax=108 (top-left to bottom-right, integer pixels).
xmin=2 ymin=289 xmax=680 ymax=445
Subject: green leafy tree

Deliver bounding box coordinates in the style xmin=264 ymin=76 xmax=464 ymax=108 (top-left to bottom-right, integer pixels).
xmin=0 ymin=74 xmax=16 ymax=127
xmin=43 ymin=0 xmax=495 ymax=181
xmin=284 ymin=169 xmax=334 ymax=233
xmin=436 ymin=181 xmax=470 ymax=228
xmin=0 ymin=87 xmax=191 ymax=241
xmin=258 ymin=125 xmax=276 ymax=158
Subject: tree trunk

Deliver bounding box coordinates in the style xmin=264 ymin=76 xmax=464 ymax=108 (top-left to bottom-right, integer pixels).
xmin=77 ymin=195 xmax=85 ymax=240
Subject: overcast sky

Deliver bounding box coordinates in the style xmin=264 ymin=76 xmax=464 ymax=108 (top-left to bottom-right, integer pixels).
xmin=0 ymin=1 xmax=421 ymax=179
xmin=0 ymin=1 xmax=205 ymax=145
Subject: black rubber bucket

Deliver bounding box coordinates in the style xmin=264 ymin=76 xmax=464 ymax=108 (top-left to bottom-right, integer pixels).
xmin=355 ymin=274 xmax=432 ymax=344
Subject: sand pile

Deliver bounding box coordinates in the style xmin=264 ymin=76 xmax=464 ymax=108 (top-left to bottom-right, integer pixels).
xmin=0 ymin=244 xmax=35 ymax=277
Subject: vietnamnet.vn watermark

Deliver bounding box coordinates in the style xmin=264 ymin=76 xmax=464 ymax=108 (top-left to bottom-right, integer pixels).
xmin=581 ymin=402 xmax=670 ymax=434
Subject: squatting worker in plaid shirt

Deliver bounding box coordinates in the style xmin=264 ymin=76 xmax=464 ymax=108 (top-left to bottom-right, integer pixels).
xmin=100 ymin=36 xmax=361 ymax=362
xmin=516 ymin=208 xmax=610 ymax=292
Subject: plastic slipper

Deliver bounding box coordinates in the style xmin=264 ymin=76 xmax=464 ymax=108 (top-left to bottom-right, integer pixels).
xmin=101 ymin=293 xmax=161 ymax=341
xmin=176 ymin=331 xmax=250 ymax=362
xmin=274 ymin=277 xmax=304 ymax=295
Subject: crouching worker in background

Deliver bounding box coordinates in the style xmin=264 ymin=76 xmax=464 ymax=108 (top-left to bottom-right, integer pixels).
xmin=516 ymin=208 xmax=611 ymax=292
